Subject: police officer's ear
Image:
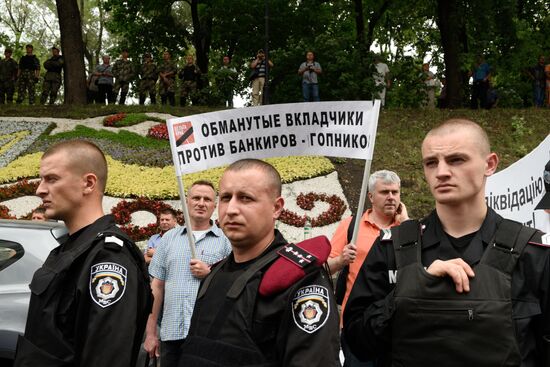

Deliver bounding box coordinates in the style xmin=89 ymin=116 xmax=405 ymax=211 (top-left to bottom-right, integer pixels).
xmin=273 ymin=196 xmax=284 ymax=220
xmin=82 ymin=172 xmax=99 ymax=195
xmin=484 ymin=152 xmax=499 ymax=177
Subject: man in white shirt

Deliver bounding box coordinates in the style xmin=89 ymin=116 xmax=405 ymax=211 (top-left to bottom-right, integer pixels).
xmin=373 ymin=55 xmax=390 ymax=107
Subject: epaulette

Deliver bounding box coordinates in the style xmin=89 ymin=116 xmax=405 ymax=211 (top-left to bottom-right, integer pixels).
xmin=528 ymin=241 xmax=550 ymax=248
xmin=97 ymin=232 xmax=127 ymax=252
xmin=529 ymin=233 xmax=550 ymax=247
xmin=258 ymin=236 xmax=331 ymax=297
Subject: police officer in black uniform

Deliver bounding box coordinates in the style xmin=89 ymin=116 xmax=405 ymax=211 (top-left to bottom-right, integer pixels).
xmin=344 ymin=119 xmax=550 ymax=367
xmin=178 ymin=159 xmax=341 ymax=367
xmin=14 ymin=140 xmax=152 ymax=367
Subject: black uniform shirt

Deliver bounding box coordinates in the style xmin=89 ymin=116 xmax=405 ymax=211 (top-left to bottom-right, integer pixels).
xmin=14 ymin=215 xmax=151 ymax=367
xmin=344 ymin=208 xmax=550 ymax=366
xmin=0 ymin=58 xmax=18 ymax=81
xmin=185 ymin=230 xmax=341 ymax=367
xmin=18 ymin=55 xmax=39 ymax=71
xmin=179 ymin=64 xmax=199 ymax=81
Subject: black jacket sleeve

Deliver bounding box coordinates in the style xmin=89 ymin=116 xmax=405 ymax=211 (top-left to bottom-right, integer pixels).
xmin=279 ymin=269 xmax=341 ymax=367
xmin=343 ymin=238 xmax=395 ymax=361
xmin=76 ymin=243 xmax=148 ymax=367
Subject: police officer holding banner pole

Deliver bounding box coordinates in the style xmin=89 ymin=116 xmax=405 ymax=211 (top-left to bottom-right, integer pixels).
xmin=344 ymin=119 xmax=550 ymax=366
xmin=14 ymin=140 xmax=152 ymax=367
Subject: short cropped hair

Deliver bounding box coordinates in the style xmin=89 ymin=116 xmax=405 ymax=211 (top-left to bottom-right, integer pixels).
xmin=159 ymin=208 xmax=177 ymax=218
xmin=368 ymin=170 xmax=401 ymax=192
xmin=33 ymin=207 xmax=46 ymax=215
xmin=425 ymin=119 xmax=491 ymax=155
xmin=42 ymin=140 xmax=108 ymax=192
xmin=190 ymin=180 xmax=216 ymax=193
xmin=225 ymin=159 xmax=282 ymax=197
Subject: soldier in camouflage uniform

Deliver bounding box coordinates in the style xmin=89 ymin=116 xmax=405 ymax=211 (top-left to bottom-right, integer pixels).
xmin=16 ymin=44 xmax=40 ymax=105
xmin=139 ymin=53 xmax=157 ymax=105
xmin=112 ymin=49 xmax=135 ymax=105
xmin=0 ymin=48 xmax=18 ymax=104
xmin=40 ymin=46 xmax=64 ymax=105
xmin=158 ymin=51 xmax=177 ymax=106
xmin=178 ymin=55 xmax=201 ymax=106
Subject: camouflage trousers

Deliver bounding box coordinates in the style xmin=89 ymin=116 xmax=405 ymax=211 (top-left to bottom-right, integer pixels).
xmin=180 ymin=80 xmax=197 ymax=106
xmin=159 ymin=78 xmax=176 ymax=95
xmin=159 ymin=78 xmax=176 ymax=106
xmin=139 ymin=79 xmax=157 ymax=105
xmin=40 ymin=79 xmax=61 ymax=105
xmin=17 ymin=70 xmax=37 ymax=104
xmin=113 ymin=80 xmax=130 ymax=105
xmin=0 ymin=80 xmax=16 ymax=104
xmin=180 ymin=80 xmax=197 ymax=97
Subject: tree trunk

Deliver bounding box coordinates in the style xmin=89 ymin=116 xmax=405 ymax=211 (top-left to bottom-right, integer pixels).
xmin=353 ymin=0 xmax=365 ymax=47
xmin=436 ymin=0 xmax=463 ymax=108
xmin=56 ymin=0 xmax=87 ymax=104
xmin=190 ymin=0 xmax=212 ymax=75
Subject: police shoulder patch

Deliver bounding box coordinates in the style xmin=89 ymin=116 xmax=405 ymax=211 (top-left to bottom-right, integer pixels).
xmin=292 ymin=285 xmax=330 ymax=334
xmin=89 ymin=262 xmax=127 ymax=308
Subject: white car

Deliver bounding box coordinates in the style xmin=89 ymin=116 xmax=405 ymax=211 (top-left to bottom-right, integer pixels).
xmin=0 ymin=219 xmax=66 ymax=365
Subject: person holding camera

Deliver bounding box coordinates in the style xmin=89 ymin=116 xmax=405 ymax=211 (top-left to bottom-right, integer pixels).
xmin=249 ymin=49 xmax=273 ymax=106
xmin=298 ymin=51 xmax=322 ymax=102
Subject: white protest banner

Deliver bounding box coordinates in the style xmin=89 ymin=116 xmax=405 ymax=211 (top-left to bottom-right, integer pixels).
xmin=486 ymin=135 xmax=550 ymax=233
xmin=167 ymin=101 xmax=380 ymax=175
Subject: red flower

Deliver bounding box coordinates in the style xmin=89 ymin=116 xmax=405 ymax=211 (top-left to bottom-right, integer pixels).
xmin=147 ymin=123 xmax=169 ymax=140
xmin=0 ymin=204 xmax=15 ymax=219
xmin=103 ymin=113 xmax=127 ymax=127
xmin=111 ymin=197 xmax=184 ymax=241
xmin=279 ymin=192 xmax=347 ymax=227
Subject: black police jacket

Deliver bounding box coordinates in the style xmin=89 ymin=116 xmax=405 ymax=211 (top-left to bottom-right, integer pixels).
xmin=14 ymin=215 xmax=152 ymax=367
xmin=180 ymin=230 xmax=341 ymax=367
xmin=343 ymin=208 xmax=550 ymax=367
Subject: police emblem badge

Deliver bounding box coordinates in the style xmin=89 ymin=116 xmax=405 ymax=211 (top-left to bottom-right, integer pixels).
xmin=292 ymin=285 xmax=330 ymax=334
xmin=90 ymin=262 xmax=127 ymax=308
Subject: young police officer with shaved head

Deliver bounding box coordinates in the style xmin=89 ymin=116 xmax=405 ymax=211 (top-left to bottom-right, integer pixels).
xmin=344 ymin=119 xmax=550 ymax=366
xmin=15 ymin=140 xmax=151 ymax=367
xmin=178 ymin=159 xmax=341 ymax=366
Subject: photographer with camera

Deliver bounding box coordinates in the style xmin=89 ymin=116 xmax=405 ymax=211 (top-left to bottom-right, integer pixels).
xmin=249 ymin=49 xmax=273 ymax=106
xmin=298 ymin=51 xmax=322 ymax=102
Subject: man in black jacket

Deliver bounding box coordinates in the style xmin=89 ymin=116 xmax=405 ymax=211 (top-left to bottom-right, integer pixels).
xmin=14 ymin=140 xmax=152 ymax=367
xmin=16 ymin=44 xmax=40 ymax=105
xmin=344 ymin=119 xmax=550 ymax=367
xmin=179 ymin=159 xmax=341 ymax=367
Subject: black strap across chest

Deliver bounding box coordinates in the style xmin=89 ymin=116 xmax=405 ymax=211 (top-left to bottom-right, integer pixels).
xmin=198 ymin=248 xmax=282 ymax=339
xmin=391 ymin=219 xmax=537 ymax=275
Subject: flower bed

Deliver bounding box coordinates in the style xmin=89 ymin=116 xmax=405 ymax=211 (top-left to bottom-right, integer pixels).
xmin=0 ymin=121 xmax=50 ymax=168
xmin=1 ymin=153 xmax=334 ymax=199
xmin=279 ymin=192 xmax=347 ymax=227
xmin=111 ymin=197 xmax=184 ymax=241
xmin=103 ymin=113 xmax=165 ymax=127
xmin=0 ymin=117 xmax=346 ymax=242
xmin=148 ymin=123 xmax=169 ymax=140
xmin=103 ymin=113 xmax=127 ymax=127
